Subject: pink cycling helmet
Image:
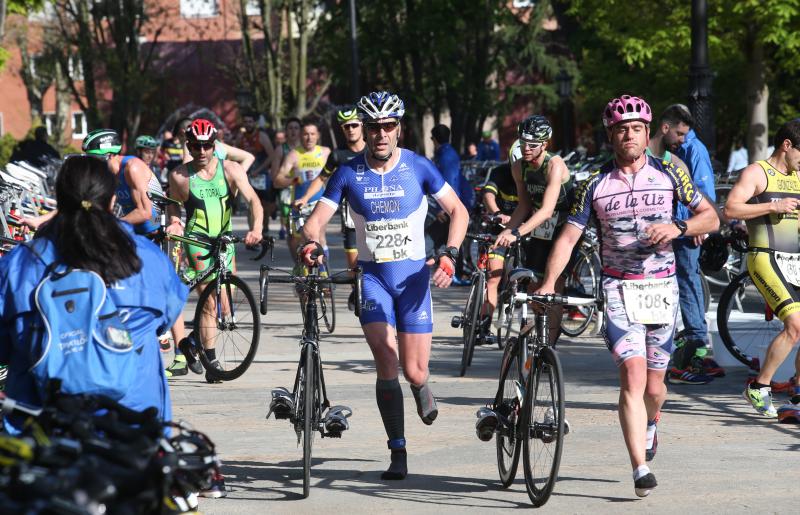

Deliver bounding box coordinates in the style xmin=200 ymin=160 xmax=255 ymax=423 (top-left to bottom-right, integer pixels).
xmin=602 ymin=95 xmax=652 ymax=128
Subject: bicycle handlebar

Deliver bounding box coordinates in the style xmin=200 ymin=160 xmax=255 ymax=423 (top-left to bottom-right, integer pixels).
xmin=147 ymin=191 xmax=182 ymax=208
xmin=465 ymin=232 xmax=495 ymax=243
xmin=513 ymin=292 xmax=596 ymax=306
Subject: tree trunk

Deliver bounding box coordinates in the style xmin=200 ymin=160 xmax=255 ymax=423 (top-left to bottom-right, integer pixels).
xmin=54 ymin=59 xmax=72 ymax=147
xmin=15 ymin=30 xmax=46 ymax=124
xmin=296 ymin=0 xmax=308 ymax=117
xmin=745 ymin=32 xmax=769 ymax=163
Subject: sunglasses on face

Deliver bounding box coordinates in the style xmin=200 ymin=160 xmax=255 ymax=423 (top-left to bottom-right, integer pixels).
xmin=188 ymin=142 xmax=214 ymax=151
xmin=365 ymin=121 xmax=400 ymax=134
xmin=519 ymin=140 xmax=543 ymax=150
xmin=342 ymin=123 xmax=362 ymax=130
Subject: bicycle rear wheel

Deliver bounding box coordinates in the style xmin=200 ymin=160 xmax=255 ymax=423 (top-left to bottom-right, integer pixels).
xmin=522 ymin=346 xmax=564 ymax=507
xmin=302 ymin=343 xmax=316 ymax=498
xmin=495 ymin=342 xmax=523 ymax=488
xmin=460 ymin=273 xmax=484 ymax=376
xmin=195 ymin=275 xmax=261 ymax=381
xmin=717 ymin=271 xmax=780 ymax=369
xmin=561 ymin=248 xmax=599 ymax=337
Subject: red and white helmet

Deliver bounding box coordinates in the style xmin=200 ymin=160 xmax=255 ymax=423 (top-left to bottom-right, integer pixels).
xmin=602 ymin=95 xmax=652 ymax=128
xmin=186 ymin=118 xmax=218 ymax=143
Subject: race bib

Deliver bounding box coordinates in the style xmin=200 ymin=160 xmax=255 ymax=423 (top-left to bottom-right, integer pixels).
xmin=621 ymin=278 xmax=674 ymax=325
xmin=775 ymin=252 xmax=800 ymax=286
xmin=365 ymin=219 xmax=413 ymax=262
xmin=532 ymin=214 xmax=559 ymax=240
xmin=250 ymin=174 xmax=267 ymax=190
xmin=279 ymin=188 xmax=292 ymax=205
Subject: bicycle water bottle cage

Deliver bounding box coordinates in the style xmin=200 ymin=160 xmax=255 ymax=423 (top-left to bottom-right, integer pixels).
xmin=267 ymin=387 xmax=294 ymax=420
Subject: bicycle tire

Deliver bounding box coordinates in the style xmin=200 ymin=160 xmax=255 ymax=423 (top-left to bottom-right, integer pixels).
xmin=560 ymin=248 xmax=599 ymax=337
xmin=195 ymin=275 xmax=261 ymax=381
xmin=460 ymin=273 xmax=484 ymax=377
xmin=302 ymin=343 xmax=315 ymax=498
xmin=717 ymin=271 xmax=779 ymax=369
xmin=522 ymin=346 xmax=564 ymax=507
xmin=259 ymin=267 xmax=268 ymax=316
xmin=321 ymin=284 xmax=336 ymax=334
xmin=495 ymin=341 xmax=523 ymax=488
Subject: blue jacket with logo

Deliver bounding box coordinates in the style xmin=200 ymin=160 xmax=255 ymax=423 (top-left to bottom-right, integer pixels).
xmin=0 ymin=222 xmax=188 ymax=432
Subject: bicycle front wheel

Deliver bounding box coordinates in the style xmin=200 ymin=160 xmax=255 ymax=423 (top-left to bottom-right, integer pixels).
xmin=320 ymin=284 xmax=336 ymax=334
xmin=495 ymin=342 xmax=524 ymax=488
xmin=460 ymin=273 xmax=484 ymax=377
xmin=302 ymin=343 xmax=316 ymax=498
xmin=522 ymin=346 xmax=565 ymax=507
xmin=561 ymin=248 xmax=599 ymax=337
xmin=195 ymin=274 xmax=261 ymax=381
xmin=717 ymin=271 xmax=781 ymax=369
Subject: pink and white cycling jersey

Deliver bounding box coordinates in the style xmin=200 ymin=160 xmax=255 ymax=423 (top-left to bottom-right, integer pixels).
xmin=568 ymin=155 xmax=703 ymax=277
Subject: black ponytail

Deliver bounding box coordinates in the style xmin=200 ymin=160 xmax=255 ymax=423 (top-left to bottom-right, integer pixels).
xmin=36 ymin=155 xmax=142 ymax=284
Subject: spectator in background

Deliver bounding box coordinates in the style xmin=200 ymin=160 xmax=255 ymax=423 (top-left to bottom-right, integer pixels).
xmin=10 ymin=127 xmax=60 ymax=168
xmin=727 ymin=137 xmax=748 ymax=176
xmin=463 ymin=142 xmax=478 ymax=160
xmin=670 ymin=104 xmax=722 ymax=382
xmin=430 ymin=124 xmax=472 ymax=284
xmin=476 ymin=130 xmax=500 ymax=161
xmin=234 ymin=111 xmax=275 ymax=237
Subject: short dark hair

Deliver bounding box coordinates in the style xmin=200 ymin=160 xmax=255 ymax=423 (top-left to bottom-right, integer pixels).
xmin=774 ymin=119 xmax=800 ymax=148
xmin=34 ymin=126 xmax=49 ymax=140
xmin=660 ymin=104 xmax=694 ymax=128
xmin=431 ymin=124 xmax=450 ymax=144
xmin=301 ymin=118 xmax=319 ymax=130
xmin=285 ymin=117 xmax=302 ymax=129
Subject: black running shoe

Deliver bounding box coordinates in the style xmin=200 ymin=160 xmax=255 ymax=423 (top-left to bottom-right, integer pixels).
xmin=634 ymin=472 xmax=657 ymax=497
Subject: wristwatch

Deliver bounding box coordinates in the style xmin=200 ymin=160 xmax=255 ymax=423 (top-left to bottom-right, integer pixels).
xmin=673 ymin=219 xmax=688 ymax=236
xmin=510 ymin=228 xmax=520 ymax=237
xmin=441 ymin=246 xmax=459 ymax=262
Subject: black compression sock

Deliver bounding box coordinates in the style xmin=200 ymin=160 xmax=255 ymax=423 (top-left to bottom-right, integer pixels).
xmin=381 ymin=448 xmax=408 ymax=480
xmin=205 ymin=348 xmax=216 ymax=361
xmin=411 ymin=382 xmax=438 ymax=425
xmin=750 ymin=382 xmax=770 ymax=390
xmin=376 ymin=378 xmax=405 ymax=440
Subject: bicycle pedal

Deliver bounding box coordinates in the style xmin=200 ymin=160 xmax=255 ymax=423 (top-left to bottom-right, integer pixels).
xmin=323 ymin=405 xmax=352 ymax=435
xmin=450 ymin=315 xmax=462 ymax=328
xmin=267 ymin=388 xmax=294 ymax=420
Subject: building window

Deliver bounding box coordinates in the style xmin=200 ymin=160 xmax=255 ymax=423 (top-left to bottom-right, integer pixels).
xmin=0 ymin=112 xmax=4 ymax=137
xmin=181 ymin=0 xmax=218 ymax=18
xmin=245 ymin=0 xmax=260 ymax=16
xmin=72 ymin=112 xmax=87 ymax=139
xmin=512 ymin=0 xmax=534 ymax=7
xmin=68 ymin=55 xmax=84 ymax=82
xmin=43 ymin=113 xmax=57 ymax=136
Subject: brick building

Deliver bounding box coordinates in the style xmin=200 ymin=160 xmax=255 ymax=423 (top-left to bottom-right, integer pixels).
xmin=0 ymin=0 xmax=258 ymax=142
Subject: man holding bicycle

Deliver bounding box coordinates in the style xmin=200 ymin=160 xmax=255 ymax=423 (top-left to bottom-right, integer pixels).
xmin=166 ymin=119 xmax=263 ymax=383
xmin=725 ymin=119 xmax=800 ymax=422
xmin=492 ymin=115 xmax=573 ymax=341
xmin=299 ymin=91 xmax=468 ymax=480
xmin=536 ymin=95 xmax=718 ymax=497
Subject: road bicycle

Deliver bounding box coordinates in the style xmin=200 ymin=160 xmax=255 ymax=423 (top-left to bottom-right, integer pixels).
xmin=261 ymin=250 xmax=362 ymax=498
xmin=481 ymin=275 xmax=594 ymax=507
xmin=289 ymin=205 xmax=336 ymax=333
xmin=149 ymin=192 xmax=261 ymax=381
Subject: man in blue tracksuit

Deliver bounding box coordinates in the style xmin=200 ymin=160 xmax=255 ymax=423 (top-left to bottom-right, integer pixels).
xmin=670 ymin=105 xmax=720 ymax=379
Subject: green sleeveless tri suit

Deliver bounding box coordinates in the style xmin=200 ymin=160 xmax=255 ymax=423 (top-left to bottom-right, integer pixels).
xmin=184 ymin=158 xmax=234 ymax=278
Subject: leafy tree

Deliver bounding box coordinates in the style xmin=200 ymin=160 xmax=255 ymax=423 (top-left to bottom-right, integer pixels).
xmin=562 ymin=0 xmax=800 ymax=161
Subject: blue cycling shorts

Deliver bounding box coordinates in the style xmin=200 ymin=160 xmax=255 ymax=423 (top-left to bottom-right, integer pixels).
xmin=359 ymin=259 xmax=433 ymax=334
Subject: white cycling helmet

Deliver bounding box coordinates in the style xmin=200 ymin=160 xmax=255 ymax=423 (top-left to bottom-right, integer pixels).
xmin=356 ymin=91 xmax=405 ymax=120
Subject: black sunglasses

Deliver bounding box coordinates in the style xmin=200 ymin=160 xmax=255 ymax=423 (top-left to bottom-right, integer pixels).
xmin=188 ymin=142 xmax=215 ymax=151
xmin=342 ymin=123 xmax=362 ymax=130
xmin=365 ymin=121 xmax=400 ymax=133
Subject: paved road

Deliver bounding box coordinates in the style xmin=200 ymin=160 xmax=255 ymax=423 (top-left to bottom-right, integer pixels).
xmin=169 ymin=217 xmax=798 ymax=514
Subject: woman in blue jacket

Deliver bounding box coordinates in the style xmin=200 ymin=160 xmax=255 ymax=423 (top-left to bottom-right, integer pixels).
xmin=0 ymin=155 xmax=188 ymax=432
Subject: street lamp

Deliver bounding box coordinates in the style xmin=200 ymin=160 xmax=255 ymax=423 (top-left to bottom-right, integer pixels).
xmin=236 ymin=88 xmax=254 ymax=113
xmin=688 ymin=0 xmax=715 ymax=156
xmin=555 ymin=69 xmax=573 ymax=152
